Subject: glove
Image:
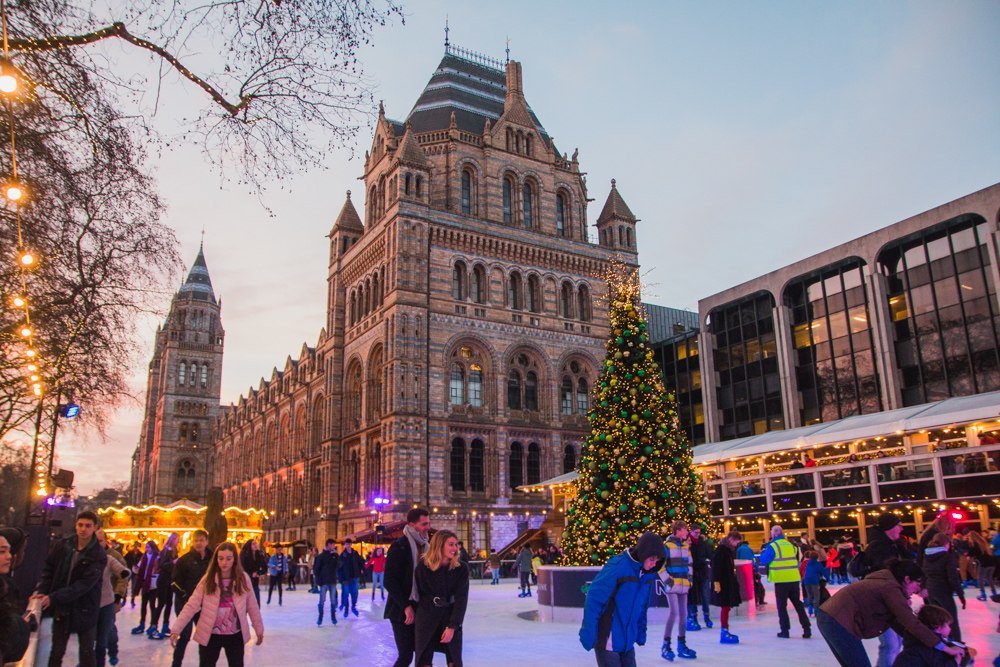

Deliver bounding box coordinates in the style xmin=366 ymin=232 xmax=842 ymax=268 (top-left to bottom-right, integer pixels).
xmin=714 ymin=582 xmax=721 ymax=593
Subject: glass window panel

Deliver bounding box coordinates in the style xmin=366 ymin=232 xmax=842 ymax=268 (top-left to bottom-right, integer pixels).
xmin=919 ymin=333 xmax=943 ymax=362
xmin=958 ymin=271 xmax=986 ymax=301
xmin=852 ymin=331 xmax=871 ymax=351
xmin=926 ymin=235 xmax=950 ymax=262
xmin=829 ymin=311 xmax=849 ymax=339
xmin=730 ymin=344 xmax=744 ymax=367
xmin=827 ymin=291 xmax=846 ymax=313
xmin=937 ymin=304 xmax=964 ymax=330
xmin=842 ymin=267 xmax=863 ymax=290
xmin=907 ymin=263 xmax=932 ymax=287
xmin=941 ymin=325 xmax=967 ymax=358
xmin=812 ymin=318 xmax=829 ymax=344
xmin=845 ymin=286 xmax=867 ymax=308
xmin=854 ymin=351 xmax=875 ymax=377
xmin=793 ymin=324 xmax=811 ymax=349
xmin=914 ymin=312 xmax=939 ymax=335
xmin=450 ymin=364 xmax=464 ymax=405
xmin=468 ymin=367 xmax=483 ymax=407
xmin=889 ymin=294 xmax=910 ymax=322
xmin=691 ymin=370 xmax=702 ymax=390
xmin=807 ymin=281 xmax=824 ymax=302
xmin=848 ymin=305 xmax=869 ymax=333
xmin=832 ymin=335 xmax=853 ymax=359
xmin=824 ymin=273 xmax=843 ymax=295
xmin=968 ymin=318 xmax=997 ymax=352
xmin=931 ymin=257 xmax=956 ymax=281
xmin=904 ymin=243 xmax=927 ymax=267
xmin=950 ymin=226 xmax=977 ymax=252
xmin=954 ymin=247 xmax=981 ymax=273
xmin=811 ymin=299 xmax=827 ymax=319
xmin=525 ymin=372 xmax=538 ymax=411
xmin=910 ymin=284 xmax=935 ymax=315
xmin=746 ymin=339 xmax=761 ymax=362
xmin=561 ymin=376 xmax=574 ymax=415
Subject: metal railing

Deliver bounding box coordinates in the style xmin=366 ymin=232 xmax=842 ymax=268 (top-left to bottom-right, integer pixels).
xmin=13 ymin=598 xmax=44 ymax=667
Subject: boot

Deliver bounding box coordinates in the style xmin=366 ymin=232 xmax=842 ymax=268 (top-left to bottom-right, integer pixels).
xmin=317 ymin=604 xmax=323 ymax=626
xmin=719 ymin=628 xmax=739 ymax=644
xmin=676 ymin=638 xmax=697 ymax=659
xmin=351 ymin=607 xmax=359 ymax=617
xmin=702 ymin=612 xmax=712 ymax=629
xmin=661 ymin=638 xmax=674 ymax=661
xmin=130 ymin=623 xmax=145 ymax=635
xmin=978 ymin=592 xmax=988 ymax=601
xmin=686 ymin=612 xmax=701 ymax=632
xmin=330 ymin=609 xmax=337 ymax=626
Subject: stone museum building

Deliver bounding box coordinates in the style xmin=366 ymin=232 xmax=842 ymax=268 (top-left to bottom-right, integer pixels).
xmin=131 ymin=43 xmax=640 ymax=551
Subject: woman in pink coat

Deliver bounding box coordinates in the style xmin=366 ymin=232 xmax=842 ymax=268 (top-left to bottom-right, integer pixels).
xmin=169 ymin=542 xmax=264 ymax=667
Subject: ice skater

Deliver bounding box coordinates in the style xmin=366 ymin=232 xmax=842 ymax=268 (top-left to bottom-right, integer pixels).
xmin=659 ymin=520 xmax=697 ymax=661
xmin=515 ymin=546 xmax=533 ymax=597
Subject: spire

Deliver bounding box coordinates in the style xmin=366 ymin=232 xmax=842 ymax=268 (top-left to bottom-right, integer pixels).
xmin=177 ymin=244 xmax=217 ymax=303
xmin=331 ymin=190 xmax=364 ymax=232
xmin=394 ymin=120 xmax=431 ymax=169
xmin=596 ymin=179 xmax=637 ymax=225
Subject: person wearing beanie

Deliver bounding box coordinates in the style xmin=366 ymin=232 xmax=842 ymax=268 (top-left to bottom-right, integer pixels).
xmin=863 ymin=513 xmax=913 ymax=667
xmin=580 ymin=532 xmax=666 ymax=666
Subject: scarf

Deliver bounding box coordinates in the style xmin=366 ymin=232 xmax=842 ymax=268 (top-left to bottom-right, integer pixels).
xmin=402 ymin=525 xmax=428 ymax=602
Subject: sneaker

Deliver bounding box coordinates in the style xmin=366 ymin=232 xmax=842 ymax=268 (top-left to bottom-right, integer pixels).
xmin=777 ymin=631 xmax=790 ymax=639
xmin=661 ymin=639 xmax=674 ymax=661
xmin=676 ymin=640 xmax=696 ymax=659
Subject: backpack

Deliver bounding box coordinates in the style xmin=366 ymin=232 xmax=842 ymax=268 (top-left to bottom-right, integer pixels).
xmin=847 ymin=549 xmax=870 ymax=580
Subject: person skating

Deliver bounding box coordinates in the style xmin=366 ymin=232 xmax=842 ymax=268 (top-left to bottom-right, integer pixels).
xmin=802 ymin=551 xmax=829 ymax=617
xmin=384 ymin=508 xmax=431 ymax=667
xmin=817 ymin=559 xmax=964 ymax=667
xmin=413 ymin=530 xmax=470 ymax=667
xmin=131 ymin=541 xmax=160 ymax=635
xmin=366 ymin=546 xmax=386 ymax=601
xmin=922 ymin=533 xmax=965 ymax=642
xmin=94 ymin=530 xmax=129 ymax=667
xmin=866 ymin=513 xmax=913 ymax=667
xmin=32 ymin=511 xmax=107 ymax=667
xmin=967 ymin=530 xmax=997 ymax=601
xmin=148 ymin=532 xmax=181 ymax=640
xmin=285 ymin=554 xmax=298 ymax=592
xmin=579 ymin=532 xmax=667 ymax=666
xmin=124 ymin=542 xmax=142 ymax=608
xmin=515 ymin=545 xmax=533 ymax=597
xmin=169 ymin=542 xmax=264 ymax=667
xmin=169 ymin=530 xmax=212 ymax=667
xmin=711 ymin=530 xmax=743 ymax=645
xmin=238 ymin=540 xmax=267 ymax=607
xmin=487 ymin=549 xmax=501 ymax=585
xmin=337 ymin=539 xmax=364 ymax=617
xmin=266 ymin=544 xmax=289 ymax=606
xmin=659 ymin=520 xmax=697 ymax=661
xmin=687 ymin=525 xmax=713 ymax=630
xmin=891 ymin=604 xmax=961 ymax=667
xmin=760 ymin=524 xmax=811 ymax=639
xmin=313 ymin=539 xmax=338 ymax=626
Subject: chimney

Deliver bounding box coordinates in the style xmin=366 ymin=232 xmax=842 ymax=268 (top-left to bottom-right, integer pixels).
xmin=505 ymin=60 xmax=523 ymax=110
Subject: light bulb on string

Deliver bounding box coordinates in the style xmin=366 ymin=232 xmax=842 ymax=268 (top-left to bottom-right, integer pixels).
xmin=25 ymin=349 xmax=35 ymax=358
xmin=29 ymin=374 xmax=39 ymax=382
xmin=0 ymin=58 xmax=17 ymax=94
xmin=20 ymin=327 xmax=31 ymax=337
xmin=12 ymin=295 xmax=25 ymax=307
xmin=27 ymin=364 xmax=36 ymax=371
xmin=20 ymin=252 xmax=33 ymax=265
xmin=5 ymin=182 xmax=24 ymax=202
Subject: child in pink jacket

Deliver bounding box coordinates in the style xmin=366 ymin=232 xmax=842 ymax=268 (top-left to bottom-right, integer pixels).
xmin=170 ymin=542 xmax=264 ymax=667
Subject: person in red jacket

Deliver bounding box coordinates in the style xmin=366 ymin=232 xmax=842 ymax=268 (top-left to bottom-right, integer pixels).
xmin=366 ymin=547 xmax=386 ymax=602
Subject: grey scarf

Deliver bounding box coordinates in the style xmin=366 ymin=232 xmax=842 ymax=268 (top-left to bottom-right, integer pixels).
xmin=403 ymin=525 xmax=428 ymax=602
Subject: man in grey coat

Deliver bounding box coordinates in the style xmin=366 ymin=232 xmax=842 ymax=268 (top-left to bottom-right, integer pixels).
xmin=516 ymin=546 xmax=533 ymax=598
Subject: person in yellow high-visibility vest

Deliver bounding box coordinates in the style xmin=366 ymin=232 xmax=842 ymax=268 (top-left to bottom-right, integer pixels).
xmin=760 ymin=525 xmax=811 ymax=639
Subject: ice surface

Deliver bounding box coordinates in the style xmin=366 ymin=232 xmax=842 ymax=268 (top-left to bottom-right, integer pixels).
xmin=38 ymin=579 xmax=1000 ymax=666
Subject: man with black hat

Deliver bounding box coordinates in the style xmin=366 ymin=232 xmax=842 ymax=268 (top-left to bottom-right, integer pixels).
xmin=865 ymin=512 xmax=913 ymax=667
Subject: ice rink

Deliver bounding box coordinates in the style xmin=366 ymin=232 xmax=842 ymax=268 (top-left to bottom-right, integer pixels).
xmin=38 ymin=578 xmax=1000 ymax=666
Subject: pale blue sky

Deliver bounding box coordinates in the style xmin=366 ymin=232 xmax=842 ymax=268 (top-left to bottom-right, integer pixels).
xmin=54 ymin=0 xmax=1000 ymax=492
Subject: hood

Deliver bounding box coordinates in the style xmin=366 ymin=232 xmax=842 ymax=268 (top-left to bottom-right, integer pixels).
xmin=924 ymin=546 xmax=949 ymax=557
xmin=631 ymin=532 xmax=667 ymax=570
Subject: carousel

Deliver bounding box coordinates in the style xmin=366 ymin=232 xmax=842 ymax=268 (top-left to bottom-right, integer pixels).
xmin=98 ymin=499 xmax=265 ymax=550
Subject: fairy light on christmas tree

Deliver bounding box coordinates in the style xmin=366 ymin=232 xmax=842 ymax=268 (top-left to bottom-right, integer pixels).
xmin=561 ymin=261 xmax=717 ymax=566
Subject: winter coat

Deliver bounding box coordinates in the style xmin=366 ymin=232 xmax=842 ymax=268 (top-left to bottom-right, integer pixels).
xmin=803 ymin=560 xmax=830 ymax=586
xmin=487 ymin=554 xmax=501 ymax=569
xmin=689 ymin=536 xmax=712 ymax=579
xmin=101 ymin=547 xmax=130 ymax=608
xmin=917 ymin=527 xmax=942 ymax=567
xmin=515 ymin=548 xmax=533 ymax=574
xmin=890 ymin=631 xmax=954 ymax=667
xmin=170 ymin=572 xmax=263 ymax=647
xmin=735 ymin=543 xmax=755 ymax=562
xmin=579 ymin=533 xmax=666 ymax=654
xmin=36 ymin=534 xmax=107 ymax=633
xmin=992 ymin=532 xmax=1000 ymax=557
xmin=239 ymin=548 xmax=267 ymax=581
xmin=366 ymin=553 xmax=386 ymax=574
xmin=710 ymin=545 xmax=741 ymax=608
xmin=134 ymin=551 xmax=160 ymax=593
xmin=313 ymin=549 xmax=339 ymax=586
xmin=337 ymin=549 xmax=365 ymax=582
xmin=865 ymin=528 xmax=913 ymax=574
xmin=818 ymin=569 xmax=942 ymax=648
xmin=172 ymin=549 xmax=212 ymax=610
xmin=922 ymin=547 xmax=965 ymax=606
xmin=827 ymin=548 xmax=841 ymax=569
xmin=659 ymin=536 xmax=693 ymax=594
xmin=267 ymin=552 xmax=289 ymax=577
xmin=414 ymin=561 xmax=469 ymax=667
xmin=969 ymin=543 xmax=997 ymax=569
xmin=0 ymin=578 xmax=29 ymax=665
xmin=383 ymin=535 xmax=418 ymax=623
xmin=156 ymin=547 xmax=178 ymax=591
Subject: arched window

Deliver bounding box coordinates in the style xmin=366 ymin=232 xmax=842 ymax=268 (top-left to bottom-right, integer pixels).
xmin=525 ymin=134 xmax=532 ymax=156
xmin=507 ymin=370 xmax=522 ymax=410
xmin=176 ymin=461 xmax=195 ymax=492
xmin=626 ymin=227 xmax=633 ymax=246
xmin=178 ymin=362 xmax=186 ymax=386
xmin=461 ymin=170 xmax=472 ymax=215
xmin=563 ymin=445 xmax=576 ymax=474
xmin=468 ymin=365 xmax=483 ymax=407
xmin=508 ymin=272 xmax=522 ymax=310
xmin=561 ymin=376 xmax=574 ymax=415
xmin=450 ymin=363 xmax=465 ymax=405
xmin=556 ymin=193 xmax=566 ymax=237
xmin=618 ymin=227 xmax=624 ymax=245
xmin=561 ymin=282 xmax=573 ymax=318
xmin=526 ymin=275 xmax=540 ymax=313
xmin=367 ymin=346 xmax=383 ymax=422
xmin=190 ymin=423 xmax=199 ymax=442
xmin=452 ymin=262 xmax=466 ymax=300
xmin=472 ymin=265 xmax=486 ymax=304
xmin=369 ymin=186 xmax=377 ymax=222
xmin=502 ymin=177 xmax=513 ymax=224
xmin=450 ymin=438 xmax=465 ymax=491
xmin=522 ymin=184 xmax=533 ymax=229
xmin=578 ymin=284 xmax=592 ymax=322
xmin=372 ymin=273 xmax=380 ymax=309
xmin=525 ymin=371 xmax=538 ymax=411
xmin=200 ymin=364 xmax=209 ymax=388
xmin=576 ymin=378 xmax=590 ymax=415
xmin=179 ymin=423 xmax=188 ymax=442
xmin=526 ymin=443 xmax=541 ymax=485
xmin=404 ymin=173 xmax=411 ymax=196
xmin=415 ymin=176 xmax=423 ymax=197
xmin=351 ymin=451 xmax=360 ymax=500
xmin=346 ymin=361 xmax=362 ymax=430
xmin=469 ymin=440 xmax=484 ymax=492
xmin=509 ymin=442 xmax=523 ymax=489
xmin=349 ymin=292 xmax=356 ymax=326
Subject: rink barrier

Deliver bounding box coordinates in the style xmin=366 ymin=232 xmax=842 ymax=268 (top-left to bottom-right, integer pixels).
xmin=10 ymin=598 xmax=43 ymax=667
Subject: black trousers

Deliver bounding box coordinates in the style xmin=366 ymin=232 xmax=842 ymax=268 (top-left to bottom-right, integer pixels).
xmin=774 ymin=581 xmax=811 ymax=633
xmin=267 ymin=573 xmax=283 ymax=603
xmin=390 ymin=619 xmax=416 ymax=667
xmin=171 ymin=613 xmax=198 ymax=667
xmin=150 ymin=585 xmax=173 ymax=629
xmin=198 ymin=633 xmax=244 ymax=667
xmin=138 ymin=589 xmax=154 ymax=625
xmin=48 ymin=617 xmax=96 ymax=667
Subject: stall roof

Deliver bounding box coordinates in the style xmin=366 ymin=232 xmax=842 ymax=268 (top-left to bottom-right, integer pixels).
xmin=693 ymin=390 xmax=1000 ymax=465
xmin=517 ymin=470 xmax=580 ymax=492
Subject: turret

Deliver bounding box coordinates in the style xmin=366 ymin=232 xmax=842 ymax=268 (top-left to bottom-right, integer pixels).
xmin=595 ymin=179 xmax=638 ymax=253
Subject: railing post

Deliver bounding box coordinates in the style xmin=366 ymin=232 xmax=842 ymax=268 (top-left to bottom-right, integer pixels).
xmin=931 ymin=456 xmax=945 ymax=500
xmin=869 ymin=464 xmax=880 ymax=504
xmin=765 ymin=476 xmax=774 ymax=513
xmin=814 ymin=471 xmax=823 ymax=509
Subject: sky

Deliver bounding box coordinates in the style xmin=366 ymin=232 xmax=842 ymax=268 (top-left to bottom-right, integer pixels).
xmin=46 ymin=0 xmax=1000 ymax=493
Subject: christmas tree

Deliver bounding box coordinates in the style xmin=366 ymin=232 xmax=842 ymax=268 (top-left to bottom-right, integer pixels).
xmin=562 ymin=266 xmax=716 ymax=566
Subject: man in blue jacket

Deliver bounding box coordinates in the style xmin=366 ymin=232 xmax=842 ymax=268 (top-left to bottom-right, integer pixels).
xmin=312 ymin=539 xmax=339 ymax=626
xmin=580 ymin=532 xmax=667 ymax=667
xmin=337 ymin=539 xmax=365 ymax=618
xmin=267 ymin=545 xmax=289 ymax=606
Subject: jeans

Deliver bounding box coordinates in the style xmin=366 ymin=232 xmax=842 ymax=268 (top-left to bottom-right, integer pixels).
xmin=267 ymin=573 xmax=283 ymax=604
xmin=492 ymin=568 xmax=500 ymax=584
xmin=318 ymin=585 xmax=338 ymax=616
xmin=817 ymin=608 xmax=870 ymax=667
xmin=171 ymin=614 xmax=198 ymax=667
xmin=250 ymin=579 xmax=260 ymax=607
xmin=390 ymin=619 xmax=415 ymax=667
xmin=804 ymin=584 xmax=820 ymax=609
xmin=371 ymin=571 xmax=384 ymax=597
xmin=48 ymin=616 xmax=96 ymax=667
xmin=663 ymin=592 xmax=688 ymax=640
xmin=979 ymin=565 xmax=996 ymax=594
xmin=95 ymin=603 xmax=117 ymax=667
xmin=198 ymin=633 xmax=243 ymax=667
xmin=688 ymin=576 xmax=710 ymax=615
xmin=594 ymin=648 xmax=637 ymax=667
xmin=774 ymin=581 xmax=811 ymax=633
xmin=876 ymin=628 xmax=902 ymax=667
xmin=340 ymin=578 xmax=359 ymax=610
